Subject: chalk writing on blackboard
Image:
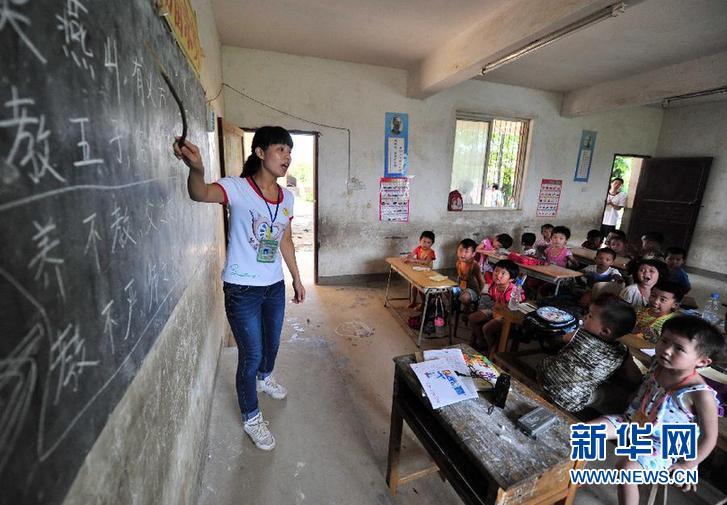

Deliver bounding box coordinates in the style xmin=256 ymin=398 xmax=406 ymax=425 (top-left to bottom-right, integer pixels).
xmin=1 ymin=0 xmax=213 ymax=502
xmin=1 ymin=87 xmax=62 ymax=184
xmin=1 ymin=1 xmax=47 ymax=64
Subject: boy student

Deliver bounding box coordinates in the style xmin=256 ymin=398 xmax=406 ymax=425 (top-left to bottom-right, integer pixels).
xmin=521 ymin=232 xmax=537 ymax=256
xmin=605 ymin=230 xmax=632 ymax=258
xmin=537 ymin=295 xmax=637 ymax=412
xmin=581 ymin=229 xmax=603 ymax=250
xmin=640 ymin=231 xmax=665 ymax=259
xmin=468 ymin=259 xmax=525 ymax=352
xmin=634 ymin=280 xmax=684 ymax=343
xmin=454 ymin=239 xmax=484 ymax=310
xmin=535 ymin=223 xmax=554 ymax=251
xmin=404 ymin=231 xmax=436 ymax=308
xmin=583 ymin=247 xmax=623 ymax=284
xmin=475 ymin=233 xmax=513 ymax=272
xmin=666 ymin=246 xmax=691 ymax=293
xmin=591 ymin=316 xmax=725 ymax=505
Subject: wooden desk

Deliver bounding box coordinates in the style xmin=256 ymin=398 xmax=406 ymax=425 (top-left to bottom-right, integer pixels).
xmin=492 ymin=304 xmax=526 ymax=358
xmin=570 ymin=246 xmax=629 ymax=270
xmin=483 ymin=251 xmax=583 ymax=295
xmin=386 ymin=345 xmax=583 ymax=504
xmin=384 ymin=257 xmax=457 ymax=347
xmin=618 ymin=333 xmax=655 ymax=367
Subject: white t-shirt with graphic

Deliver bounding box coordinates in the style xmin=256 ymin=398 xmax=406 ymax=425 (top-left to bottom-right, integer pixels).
xmin=215 ymin=177 xmax=294 ymax=286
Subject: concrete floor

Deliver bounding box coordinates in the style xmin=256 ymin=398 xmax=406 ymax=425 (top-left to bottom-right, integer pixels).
xmin=197 ymin=256 xmax=726 ymax=505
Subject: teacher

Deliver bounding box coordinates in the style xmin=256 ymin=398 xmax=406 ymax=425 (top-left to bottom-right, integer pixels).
xmin=174 ymin=126 xmax=305 ymax=451
xmin=601 ymin=177 xmax=627 ymax=237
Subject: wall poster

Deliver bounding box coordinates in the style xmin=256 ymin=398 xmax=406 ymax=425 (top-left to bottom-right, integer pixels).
xmin=574 ymin=130 xmax=597 ymax=182
xmin=384 ymin=112 xmax=408 ymax=177
xmin=379 ymin=177 xmax=410 ymax=222
xmin=536 ymin=179 xmax=562 ymax=217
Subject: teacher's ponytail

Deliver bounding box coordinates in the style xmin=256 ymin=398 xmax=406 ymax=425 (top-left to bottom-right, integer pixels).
xmin=241 ymin=126 xmax=294 ymax=178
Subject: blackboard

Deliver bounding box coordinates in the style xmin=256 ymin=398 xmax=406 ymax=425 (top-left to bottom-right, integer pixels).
xmin=0 ymin=1 xmax=216 ymax=503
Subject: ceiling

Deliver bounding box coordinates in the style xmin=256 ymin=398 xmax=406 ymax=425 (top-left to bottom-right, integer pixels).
xmin=479 ymin=0 xmax=727 ymax=92
xmin=212 ymin=0 xmax=509 ymax=70
xmin=212 ymin=0 xmax=727 ymax=93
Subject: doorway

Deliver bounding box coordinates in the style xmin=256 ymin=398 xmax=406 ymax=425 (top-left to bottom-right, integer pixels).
xmin=242 ymin=129 xmax=318 ymax=284
xmin=601 ymin=154 xmax=648 ymax=232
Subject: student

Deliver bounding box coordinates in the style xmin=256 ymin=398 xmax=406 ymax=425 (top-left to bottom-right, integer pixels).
xmin=591 ymin=316 xmax=725 ymax=505
xmin=581 ymin=229 xmax=603 ymax=250
xmin=535 ymin=223 xmax=554 ymax=250
xmin=521 ymin=232 xmax=537 ymax=256
xmin=468 ymin=259 xmax=525 ymax=352
xmin=640 ymin=231 xmax=665 ymax=259
xmin=619 ymin=258 xmax=664 ymax=308
xmin=634 ymin=280 xmax=684 ymax=342
xmin=604 ymin=230 xmax=632 ymax=258
xmin=583 ymin=248 xmax=623 ymax=284
xmin=537 ymin=295 xmax=637 ymax=412
xmin=454 ymin=239 xmax=484 ymax=310
xmin=174 ymin=128 xmax=305 ymax=451
xmin=404 ymin=231 xmax=436 ymax=308
xmin=476 ymin=233 xmax=513 ymax=272
xmin=544 ymin=226 xmax=579 ymax=268
xmin=666 ymin=246 xmax=691 ymax=294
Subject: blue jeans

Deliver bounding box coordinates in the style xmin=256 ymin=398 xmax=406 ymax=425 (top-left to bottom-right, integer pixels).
xmin=223 ymin=280 xmax=285 ymax=421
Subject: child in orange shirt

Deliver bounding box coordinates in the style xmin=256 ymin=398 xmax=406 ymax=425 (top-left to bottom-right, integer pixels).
xmin=454 ymin=239 xmax=485 ymax=311
xmin=405 ymin=231 xmax=436 ymax=308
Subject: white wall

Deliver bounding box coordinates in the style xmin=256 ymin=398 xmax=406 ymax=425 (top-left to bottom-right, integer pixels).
xmin=656 ymin=100 xmax=727 ymax=274
xmin=222 ymin=47 xmax=664 ymax=278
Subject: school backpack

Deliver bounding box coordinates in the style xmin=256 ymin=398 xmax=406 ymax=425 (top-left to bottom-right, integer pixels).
xmin=447 ymin=190 xmax=463 ymax=211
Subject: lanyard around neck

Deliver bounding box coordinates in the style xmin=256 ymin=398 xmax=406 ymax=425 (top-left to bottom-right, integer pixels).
xmin=250 ymin=176 xmax=280 ymax=225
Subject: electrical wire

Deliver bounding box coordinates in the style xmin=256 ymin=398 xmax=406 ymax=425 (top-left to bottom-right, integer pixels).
xmin=221 ymin=83 xmax=352 ymax=191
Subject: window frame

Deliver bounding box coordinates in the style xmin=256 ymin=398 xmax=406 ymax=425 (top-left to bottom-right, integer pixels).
xmin=451 ymin=111 xmax=531 ymax=211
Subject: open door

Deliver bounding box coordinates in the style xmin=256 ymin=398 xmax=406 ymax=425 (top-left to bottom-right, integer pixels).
xmin=217 ymin=118 xmax=244 ymax=245
xmin=628 ymin=157 xmax=712 ymax=253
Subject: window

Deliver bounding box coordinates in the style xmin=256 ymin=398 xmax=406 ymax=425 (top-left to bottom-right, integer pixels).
xmin=450 ymin=114 xmax=529 ymax=209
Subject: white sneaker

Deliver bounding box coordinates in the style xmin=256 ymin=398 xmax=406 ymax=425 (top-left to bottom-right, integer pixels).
xmin=257 ymin=375 xmax=287 ymax=399
xmin=244 ymin=413 xmax=276 ymax=451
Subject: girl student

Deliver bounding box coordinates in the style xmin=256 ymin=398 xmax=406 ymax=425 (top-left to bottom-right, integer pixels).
xmin=174 ymin=126 xmax=305 ymax=451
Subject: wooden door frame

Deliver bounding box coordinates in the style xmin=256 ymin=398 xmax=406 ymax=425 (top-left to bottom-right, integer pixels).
xmin=241 ymin=128 xmax=319 ymax=285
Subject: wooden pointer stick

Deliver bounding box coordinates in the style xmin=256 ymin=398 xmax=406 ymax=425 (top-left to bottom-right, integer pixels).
xmin=145 ymin=43 xmax=188 ymax=147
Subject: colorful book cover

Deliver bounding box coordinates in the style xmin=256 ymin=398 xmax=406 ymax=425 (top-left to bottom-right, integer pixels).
xmin=463 ymin=352 xmax=500 ymax=389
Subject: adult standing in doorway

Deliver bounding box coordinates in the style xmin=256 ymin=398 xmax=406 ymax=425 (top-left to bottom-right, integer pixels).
xmin=601 ymin=177 xmax=627 ymax=236
xmin=173 ymin=126 xmax=305 ymax=451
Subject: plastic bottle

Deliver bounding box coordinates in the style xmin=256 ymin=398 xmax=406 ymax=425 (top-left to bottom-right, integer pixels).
xmin=508 ymin=276 xmax=525 ymax=311
xmin=701 ymin=293 xmax=721 ymax=325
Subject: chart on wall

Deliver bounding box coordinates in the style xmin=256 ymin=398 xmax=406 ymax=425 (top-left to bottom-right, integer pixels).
xmin=536 ymin=179 xmax=562 ymax=217
xmin=379 ymin=177 xmax=410 ymax=222
xmin=384 ymin=112 xmax=408 ymax=177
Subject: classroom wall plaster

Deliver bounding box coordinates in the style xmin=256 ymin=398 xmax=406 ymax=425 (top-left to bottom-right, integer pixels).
xmin=62 ymin=1 xmax=226 ymax=503
xmin=656 ymin=100 xmax=727 ymax=275
xmin=221 ymin=47 xmax=664 ymax=278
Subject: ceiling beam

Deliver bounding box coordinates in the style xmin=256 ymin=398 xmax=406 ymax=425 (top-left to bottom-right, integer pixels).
xmin=562 ymin=50 xmax=727 ymax=117
xmin=407 ymin=0 xmax=617 ymax=99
